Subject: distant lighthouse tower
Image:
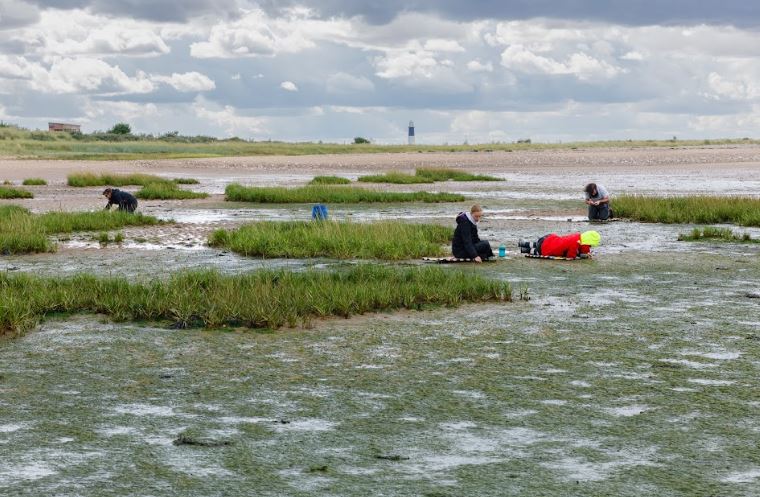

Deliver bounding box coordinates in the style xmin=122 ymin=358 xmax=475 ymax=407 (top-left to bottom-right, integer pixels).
xmin=408 ymin=120 xmax=415 ymax=145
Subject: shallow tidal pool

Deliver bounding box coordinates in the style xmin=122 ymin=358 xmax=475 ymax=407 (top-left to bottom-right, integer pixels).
xmin=1 ymin=251 xmax=759 ymax=496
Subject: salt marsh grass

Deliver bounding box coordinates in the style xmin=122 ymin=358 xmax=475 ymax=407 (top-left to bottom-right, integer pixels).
xmin=678 ymin=226 xmax=756 ymax=242
xmin=615 ymin=195 xmax=760 ymax=226
xmin=309 ymin=176 xmax=351 ymax=185
xmin=358 ymin=168 xmax=501 ymax=184
xmin=22 ymin=178 xmax=47 ymax=185
xmin=415 ymin=167 xmax=501 ymax=182
xmin=209 ymin=221 xmax=452 ymax=259
xmin=0 ymin=186 xmax=33 ymax=199
xmin=0 ymin=205 xmax=162 ymax=254
xmin=0 ymin=265 xmax=511 ymax=336
xmin=67 ymin=172 xmax=201 ymax=187
xmin=225 ymin=183 xmax=464 ymax=203
xmin=358 ymin=172 xmax=434 ymax=184
xmin=135 ymin=182 xmax=208 ymax=200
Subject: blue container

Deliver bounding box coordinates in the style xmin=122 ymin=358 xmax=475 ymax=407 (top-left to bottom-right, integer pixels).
xmin=498 ymin=245 xmax=506 ymax=257
xmin=311 ymin=204 xmax=328 ymax=221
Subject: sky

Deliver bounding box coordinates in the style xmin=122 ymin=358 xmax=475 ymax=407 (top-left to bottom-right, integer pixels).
xmin=1 ymin=0 xmax=760 ymax=143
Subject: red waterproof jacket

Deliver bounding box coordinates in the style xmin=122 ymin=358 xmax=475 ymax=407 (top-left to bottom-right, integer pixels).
xmin=539 ymin=233 xmax=590 ymax=258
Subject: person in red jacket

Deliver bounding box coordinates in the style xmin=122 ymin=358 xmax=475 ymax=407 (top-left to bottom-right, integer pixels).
xmin=518 ymin=231 xmax=600 ymax=258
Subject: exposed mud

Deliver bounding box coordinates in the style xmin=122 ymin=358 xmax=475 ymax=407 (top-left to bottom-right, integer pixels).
xmin=1 ymin=148 xmax=760 ymax=496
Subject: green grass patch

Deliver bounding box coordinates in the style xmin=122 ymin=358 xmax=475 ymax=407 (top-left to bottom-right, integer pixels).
xmin=416 ymin=167 xmax=501 ymax=182
xmin=225 ymin=183 xmax=464 ymax=204
xmin=68 ymin=172 xmax=166 ymax=187
xmin=0 ymin=265 xmax=511 ymax=336
xmin=357 ymin=172 xmax=434 ymax=184
xmin=22 ymin=178 xmax=47 ymax=186
xmin=0 ymin=205 xmax=162 ymax=254
xmin=358 ymin=168 xmax=501 ymax=184
xmin=209 ymin=221 xmax=452 ymax=260
xmin=67 ymin=172 xmax=199 ymax=187
xmin=615 ymin=195 xmax=760 ymax=227
xmin=309 ymin=175 xmax=352 ymax=185
xmin=0 ymin=186 xmax=33 ymax=199
xmin=135 ymin=182 xmax=208 ymax=200
xmin=678 ymin=226 xmax=757 ymax=243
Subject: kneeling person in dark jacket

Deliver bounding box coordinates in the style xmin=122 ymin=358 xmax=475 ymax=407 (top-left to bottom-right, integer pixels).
xmin=452 ymin=204 xmax=494 ymax=263
xmin=103 ymin=188 xmax=138 ymax=213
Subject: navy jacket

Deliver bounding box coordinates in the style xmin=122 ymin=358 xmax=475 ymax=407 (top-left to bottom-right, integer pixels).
xmin=452 ymin=212 xmax=480 ymax=259
xmin=106 ymin=189 xmax=137 ymax=209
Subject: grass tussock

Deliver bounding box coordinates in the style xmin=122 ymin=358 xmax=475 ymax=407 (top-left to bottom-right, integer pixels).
xmin=22 ymin=178 xmax=47 ymax=186
xmin=0 ymin=266 xmax=511 ymax=336
xmin=67 ymin=172 xmax=201 ymax=187
xmin=358 ymin=172 xmax=434 ymax=184
xmin=209 ymin=221 xmax=452 ymax=260
xmin=358 ymin=168 xmax=501 ymax=184
xmin=309 ymin=175 xmax=352 ymax=185
xmin=615 ymin=195 xmax=760 ymax=226
xmin=0 ymin=205 xmax=162 ymax=254
xmin=0 ymin=186 xmax=33 ymax=199
xmin=135 ymin=182 xmax=208 ymax=200
xmin=225 ymin=183 xmax=464 ymax=204
xmin=678 ymin=226 xmax=757 ymax=243
xmin=416 ymin=168 xmax=501 ymax=182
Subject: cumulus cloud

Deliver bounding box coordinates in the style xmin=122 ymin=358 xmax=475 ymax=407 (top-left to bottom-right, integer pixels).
xmin=7 ymin=9 xmax=172 ymax=58
xmin=280 ymin=81 xmax=298 ymax=92
xmin=466 ymin=59 xmax=493 ymax=72
xmin=189 ymin=8 xmax=352 ymax=58
xmin=500 ymin=44 xmax=624 ymax=81
xmin=151 ymin=72 xmax=216 ymax=92
xmin=192 ymin=97 xmax=267 ymax=136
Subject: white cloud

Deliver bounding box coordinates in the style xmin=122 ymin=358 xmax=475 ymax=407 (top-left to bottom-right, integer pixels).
xmin=192 ymin=97 xmax=268 ymax=136
xmin=466 ymin=59 xmax=494 ymax=72
xmin=83 ymin=100 xmax=159 ymax=122
xmin=621 ymin=51 xmax=644 ymax=61
xmin=151 ymin=72 xmax=216 ymax=92
xmin=705 ymin=72 xmax=760 ymax=101
xmin=190 ymin=8 xmax=353 ymax=59
xmin=501 ymin=44 xmax=623 ymax=80
xmin=231 ymin=73 xmax=241 ymax=80
xmin=8 ymin=9 xmax=171 ymax=58
xmin=374 ymin=50 xmax=439 ymax=79
xmin=280 ymin=81 xmax=298 ymax=92
xmin=423 ymin=39 xmax=465 ymax=52
xmin=326 ymin=72 xmax=375 ymax=93
xmin=35 ymin=57 xmax=155 ymax=94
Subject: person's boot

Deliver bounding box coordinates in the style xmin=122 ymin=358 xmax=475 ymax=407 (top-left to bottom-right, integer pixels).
xmin=518 ymin=239 xmax=531 ymax=254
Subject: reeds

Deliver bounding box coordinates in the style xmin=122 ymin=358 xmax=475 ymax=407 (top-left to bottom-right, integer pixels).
xmin=209 ymin=221 xmax=452 ymax=260
xmin=0 ymin=266 xmax=512 ymax=336
xmin=678 ymin=226 xmax=756 ymax=242
xmin=225 ymin=184 xmax=465 ymax=203
xmin=135 ymin=182 xmax=208 ymax=200
xmin=309 ymin=176 xmax=351 ymax=185
xmin=22 ymin=178 xmax=47 ymax=185
xmin=615 ymin=195 xmax=760 ymax=226
xmin=0 ymin=205 xmax=162 ymax=254
xmin=0 ymin=186 xmax=33 ymax=199
xmin=358 ymin=168 xmax=501 ymax=184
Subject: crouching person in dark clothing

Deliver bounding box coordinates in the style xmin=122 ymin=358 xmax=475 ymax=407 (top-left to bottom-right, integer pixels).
xmin=103 ymin=187 xmax=138 ymax=213
xmin=452 ymin=204 xmax=494 ymax=263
